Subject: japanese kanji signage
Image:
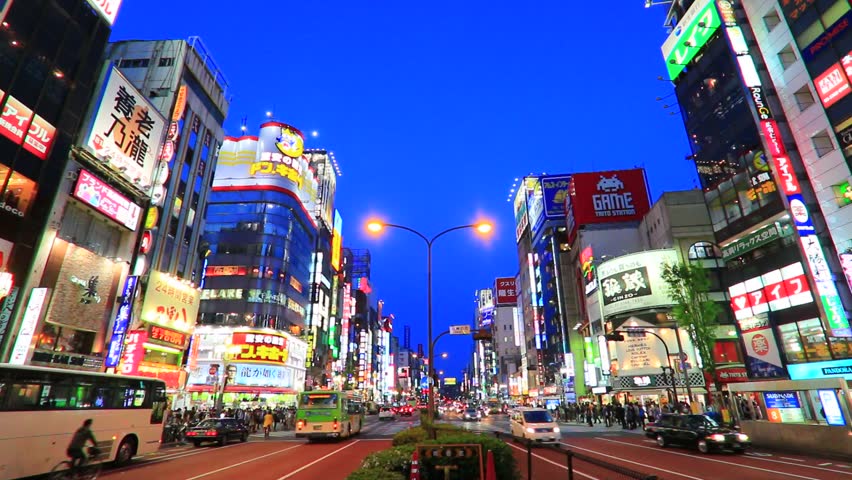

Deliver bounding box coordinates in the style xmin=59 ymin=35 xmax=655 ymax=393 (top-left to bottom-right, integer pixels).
xmin=118 ymin=330 xmax=147 ymax=376
xmin=233 ymin=363 xmax=293 ymax=388
xmin=0 ymin=92 xmax=56 ymax=160
xmin=148 ymin=324 xmax=187 ymax=349
xmin=140 ymin=270 xmax=200 ymax=334
xmin=721 ymin=221 xmax=794 ymax=261
xmin=105 ymin=275 xmax=138 ymax=368
xmin=231 ymin=331 xmax=289 ymax=365
xmin=84 ymin=66 xmax=166 ymax=192
xmin=86 ymin=0 xmax=123 ymax=25
xmin=597 ymin=250 xmax=679 ymax=318
xmin=494 ymin=277 xmax=517 ymax=306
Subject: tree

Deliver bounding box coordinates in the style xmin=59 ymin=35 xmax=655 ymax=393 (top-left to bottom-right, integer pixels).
xmin=660 ymin=261 xmax=723 ymax=394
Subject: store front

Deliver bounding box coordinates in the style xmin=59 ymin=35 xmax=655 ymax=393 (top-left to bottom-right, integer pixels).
xmin=186 ymin=326 xmax=307 ymax=409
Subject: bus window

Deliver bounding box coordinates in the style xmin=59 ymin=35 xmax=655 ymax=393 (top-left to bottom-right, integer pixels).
xmin=150 ymin=383 xmax=166 ymax=424
xmin=299 ymin=393 xmax=339 ymax=407
xmin=6 ymin=383 xmax=41 ymax=410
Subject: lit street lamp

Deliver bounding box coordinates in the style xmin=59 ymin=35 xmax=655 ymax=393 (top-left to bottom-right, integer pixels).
xmin=366 ymin=219 xmax=493 ymax=433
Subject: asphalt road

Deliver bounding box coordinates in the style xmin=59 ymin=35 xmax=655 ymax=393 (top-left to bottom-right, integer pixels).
xmin=81 ymin=414 xmax=850 ymax=480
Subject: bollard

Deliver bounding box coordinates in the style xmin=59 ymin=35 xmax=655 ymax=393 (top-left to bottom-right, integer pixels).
xmin=526 ymin=439 xmax=532 ymax=480
xmin=566 ymin=450 xmax=573 ymax=480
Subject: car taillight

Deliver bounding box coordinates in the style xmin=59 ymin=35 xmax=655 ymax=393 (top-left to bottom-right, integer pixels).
xmin=333 ymin=418 xmax=339 ymax=430
xmin=206 ymin=430 xmax=218 ymax=435
xmin=297 ymin=420 xmax=305 ymax=430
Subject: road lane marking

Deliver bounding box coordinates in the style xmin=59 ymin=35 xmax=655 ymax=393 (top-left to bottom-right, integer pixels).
xmin=556 ymin=442 xmax=704 ymax=480
xmin=781 ymin=457 xmax=806 ymax=462
xmin=183 ymin=444 xmax=302 ymax=480
xmin=103 ymin=442 xmax=250 ymax=475
xmin=276 ymin=440 xmax=360 ymax=480
xmin=819 ymin=463 xmax=834 ymax=466
xmin=506 ymin=443 xmax=598 ymax=480
xmin=593 ymin=438 xmax=837 ymax=479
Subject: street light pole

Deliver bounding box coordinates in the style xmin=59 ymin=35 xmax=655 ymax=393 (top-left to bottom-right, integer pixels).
xmin=366 ymin=221 xmax=492 ymax=436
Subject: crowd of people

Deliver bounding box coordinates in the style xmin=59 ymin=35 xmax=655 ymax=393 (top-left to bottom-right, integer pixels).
xmin=162 ymin=405 xmax=298 ymax=443
xmin=539 ymin=400 xmax=698 ymax=429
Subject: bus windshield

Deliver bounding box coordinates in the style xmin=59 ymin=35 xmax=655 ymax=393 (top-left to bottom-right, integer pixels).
xmin=299 ymin=393 xmax=339 ymax=408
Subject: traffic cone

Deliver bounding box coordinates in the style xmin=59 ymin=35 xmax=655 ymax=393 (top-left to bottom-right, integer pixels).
xmin=485 ymin=450 xmax=496 ymax=480
xmin=410 ymin=448 xmax=420 ymax=480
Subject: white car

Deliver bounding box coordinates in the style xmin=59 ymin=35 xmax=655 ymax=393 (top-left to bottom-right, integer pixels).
xmin=378 ymin=407 xmax=395 ymax=421
xmin=462 ymin=408 xmax=481 ymax=421
xmin=510 ymin=408 xmax=560 ymax=444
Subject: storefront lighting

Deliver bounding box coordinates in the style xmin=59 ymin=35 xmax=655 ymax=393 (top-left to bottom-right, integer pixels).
xmin=144 ymin=343 xmax=183 ymax=355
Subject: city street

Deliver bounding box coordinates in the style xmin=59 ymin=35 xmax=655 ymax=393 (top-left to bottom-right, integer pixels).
xmin=89 ymin=414 xmax=852 ymax=480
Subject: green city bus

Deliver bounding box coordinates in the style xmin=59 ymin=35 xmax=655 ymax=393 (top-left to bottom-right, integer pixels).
xmin=295 ymin=390 xmax=364 ymax=441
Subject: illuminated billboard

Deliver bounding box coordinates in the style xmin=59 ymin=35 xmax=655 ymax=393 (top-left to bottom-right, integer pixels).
xmin=541 ymin=175 xmax=571 ymax=218
xmin=661 ymin=0 xmax=721 ymax=80
xmin=86 ymin=0 xmax=123 ymax=25
xmin=331 ymin=209 xmax=343 ymax=272
xmin=494 ymin=277 xmax=517 ymax=305
xmin=214 ymin=122 xmax=319 ymax=228
xmin=140 ymin=271 xmax=200 ymax=334
xmin=73 ymin=169 xmax=142 ymax=231
xmin=83 ymin=66 xmax=167 ymax=192
xmin=597 ymin=249 xmax=679 ymax=318
xmin=513 ymin=185 xmax=529 ymax=242
xmin=526 ymin=177 xmax=545 ymax=236
xmin=565 ymin=169 xmax=651 ymax=229
xmin=0 ymin=92 xmax=57 ymax=160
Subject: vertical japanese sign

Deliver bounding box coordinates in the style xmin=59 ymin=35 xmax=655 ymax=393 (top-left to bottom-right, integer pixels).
xmin=9 ymin=287 xmax=48 ymax=364
xmin=720 ymin=0 xmax=852 ymax=337
xmin=118 ymin=330 xmax=147 ymax=376
xmin=105 ymin=275 xmax=138 ymax=368
xmin=737 ymin=314 xmax=786 ymax=378
xmin=84 ymin=66 xmax=166 ymax=191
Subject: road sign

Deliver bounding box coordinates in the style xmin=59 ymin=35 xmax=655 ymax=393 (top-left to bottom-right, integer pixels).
xmin=449 ymin=325 xmax=471 ymax=335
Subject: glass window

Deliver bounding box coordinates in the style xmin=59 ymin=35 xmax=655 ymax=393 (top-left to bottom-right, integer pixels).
xmin=794 ymin=85 xmax=816 ymax=112
xmin=812 ymin=130 xmax=835 ymax=157
xmin=779 ymin=323 xmax=806 ymax=363
xmin=798 ymin=319 xmax=832 ymax=361
xmin=829 ymin=336 xmax=852 ymax=359
xmin=6 ymin=383 xmax=41 ymax=410
xmin=778 ymin=44 xmax=798 ymax=70
xmin=763 ymin=9 xmax=782 ymax=31
xmin=2 ymin=170 xmax=38 ymax=218
xmin=795 ymin=20 xmax=824 ymax=47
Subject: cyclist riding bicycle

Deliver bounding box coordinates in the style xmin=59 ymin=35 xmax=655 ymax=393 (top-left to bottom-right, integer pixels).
xmin=67 ymin=419 xmax=98 ymax=474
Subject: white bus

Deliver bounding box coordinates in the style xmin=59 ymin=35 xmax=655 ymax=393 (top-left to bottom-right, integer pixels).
xmin=0 ymin=364 xmax=167 ymax=479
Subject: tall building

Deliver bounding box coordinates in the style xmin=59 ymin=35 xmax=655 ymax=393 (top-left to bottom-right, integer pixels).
xmin=190 ymin=121 xmax=317 ymax=406
xmin=652 ymin=0 xmax=852 ymax=455
xmin=103 ymin=37 xmax=230 ymax=282
xmin=0 ymin=1 xmax=160 ymax=372
xmin=492 ymin=277 xmax=522 ymax=399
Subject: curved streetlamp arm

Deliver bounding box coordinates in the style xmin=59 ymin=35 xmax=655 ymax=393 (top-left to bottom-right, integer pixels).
xmin=378 ymin=223 xmax=430 ymax=245
xmin=429 ymin=224 xmax=478 ymax=246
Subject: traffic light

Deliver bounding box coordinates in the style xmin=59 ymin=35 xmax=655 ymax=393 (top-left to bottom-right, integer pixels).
xmin=604 ymin=332 xmax=625 ymax=342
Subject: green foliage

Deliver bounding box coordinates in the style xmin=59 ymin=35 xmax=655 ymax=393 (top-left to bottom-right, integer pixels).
xmin=420 ymin=433 xmax=520 ymax=480
xmin=661 ymin=261 xmax=724 ymax=387
xmin=360 ymin=444 xmax=416 ymax=473
xmin=392 ymin=424 xmax=461 ymax=446
xmin=346 ymin=468 xmax=406 ymax=480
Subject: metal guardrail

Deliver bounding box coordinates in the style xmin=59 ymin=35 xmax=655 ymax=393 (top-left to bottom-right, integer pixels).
xmin=493 ymin=431 xmax=658 ymax=480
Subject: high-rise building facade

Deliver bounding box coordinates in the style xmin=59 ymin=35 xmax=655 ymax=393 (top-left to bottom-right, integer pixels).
xmin=103 ymin=37 xmax=230 ymax=282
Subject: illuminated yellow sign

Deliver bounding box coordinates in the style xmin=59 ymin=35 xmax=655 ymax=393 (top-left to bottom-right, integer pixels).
xmin=250 ymin=161 xmax=303 ymax=186
xmin=275 ymin=126 xmax=304 ymax=158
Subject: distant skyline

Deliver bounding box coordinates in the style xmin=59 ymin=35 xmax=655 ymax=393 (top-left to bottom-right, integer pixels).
xmin=112 ymin=1 xmax=697 ymax=378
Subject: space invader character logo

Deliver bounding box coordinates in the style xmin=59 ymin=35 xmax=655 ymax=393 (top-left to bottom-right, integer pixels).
xmin=592 ymin=174 xmax=635 ymax=218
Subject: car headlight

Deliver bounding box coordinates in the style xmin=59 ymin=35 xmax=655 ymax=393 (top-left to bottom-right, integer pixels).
xmin=553 ymin=427 xmax=560 ymax=433
xmin=526 ymin=427 xmax=535 ymax=434
xmin=709 ymin=434 xmax=725 ymax=442
xmin=737 ymin=433 xmax=749 ymax=442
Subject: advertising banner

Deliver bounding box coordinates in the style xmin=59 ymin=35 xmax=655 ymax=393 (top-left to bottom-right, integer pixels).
xmin=214 ymin=124 xmax=318 ymax=225
xmin=721 ymin=221 xmax=794 ymax=261
xmin=814 ymin=63 xmax=851 ymax=108
xmin=494 ymin=277 xmax=517 ymax=305
xmin=233 ymin=363 xmax=293 ymax=388
xmin=86 ymin=0 xmax=123 ymax=25
xmin=818 ymin=390 xmax=847 ymax=426
xmin=105 ymin=275 xmax=138 ymax=368
xmin=513 ymin=181 xmax=530 ymax=242
xmin=331 ymin=210 xmax=343 ymax=272
xmin=140 ymin=271 xmax=200 ymax=333
xmin=597 ymin=249 xmax=678 ymax=318
xmin=118 ymin=330 xmax=147 ymax=376
xmin=566 ymin=169 xmax=651 ymax=228
xmin=737 ymin=314 xmax=786 ymax=378
xmin=231 ymin=331 xmax=289 ymax=365
xmin=84 ymin=66 xmax=166 ymax=191
xmin=541 ymin=175 xmax=571 ymax=218
xmin=73 ymin=169 xmax=142 ymax=230
xmin=9 ymin=287 xmax=48 ymax=364
xmin=0 ymin=93 xmax=56 ymax=160
xmin=661 ymin=0 xmax=721 ymax=80
xmin=728 ymin=262 xmax=814 ymax=320
xmin=526 ymin=177 xmax=545 ymax=236
xmin=764 ymin=391 xmax=805 ymax=423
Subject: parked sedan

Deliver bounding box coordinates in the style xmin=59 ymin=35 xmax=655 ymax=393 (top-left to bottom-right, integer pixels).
xmin=653 ymin=414 xmax=750 ymax=454
xmin=186 ymin=418 xmax=249 ymax=447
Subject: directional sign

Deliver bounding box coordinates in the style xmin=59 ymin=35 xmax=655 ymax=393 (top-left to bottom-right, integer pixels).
xmin=449 ymin=325 xmax=471 ymax=335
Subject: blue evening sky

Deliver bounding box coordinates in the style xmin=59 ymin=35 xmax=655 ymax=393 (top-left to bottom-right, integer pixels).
xmin=111 ymin=1 xmax=697 ymax=380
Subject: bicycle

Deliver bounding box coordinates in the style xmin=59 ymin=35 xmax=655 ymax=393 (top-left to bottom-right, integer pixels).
xmin=48 ymin=447 xmax=102 ymax=480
